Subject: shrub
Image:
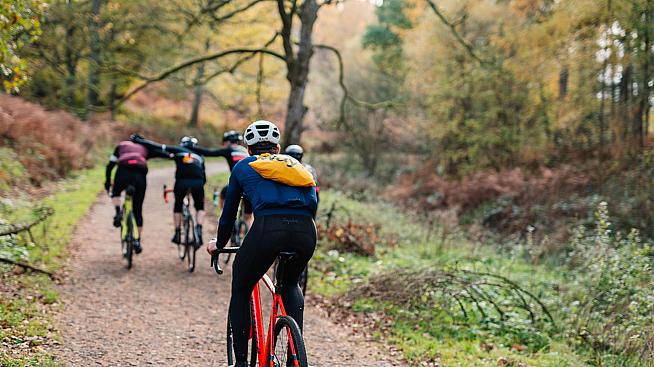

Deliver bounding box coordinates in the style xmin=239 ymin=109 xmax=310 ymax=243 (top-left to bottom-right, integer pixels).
xmin=0 ymin=95 xmax=118 ymax=185
xmin=563 ymin=202 xmax=654 ymax=364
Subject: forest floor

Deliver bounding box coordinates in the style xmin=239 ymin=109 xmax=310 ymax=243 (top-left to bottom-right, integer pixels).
xmin=52 ymin=162 xmax=403 ymax=367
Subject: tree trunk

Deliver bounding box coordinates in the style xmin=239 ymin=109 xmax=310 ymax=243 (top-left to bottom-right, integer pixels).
xmin=640 ymin=1 xmax=652 ymax=148
xmin=558 ymin=67 xmax=568 ymax=99
xmin=189 ymin=40 xmax=210 ymax=127
xmin=280 ymin=0 xmax=319 ymax=147
xmin=189 ymin=63 xmax=206 ymax=127
xmin=109 ymin=82 xmax=117 ymax=120
xmin=86 ymin=0 xmax=102 ymax=115
xmin=64 ymin=2 xmax=77 ymax=108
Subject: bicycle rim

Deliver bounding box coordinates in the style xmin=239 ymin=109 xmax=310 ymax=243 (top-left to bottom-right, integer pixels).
xmin=272 ymin=316 xmax=307 ymax=367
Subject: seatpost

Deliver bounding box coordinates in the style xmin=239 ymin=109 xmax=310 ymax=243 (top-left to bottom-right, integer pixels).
xmin=275 ymin=257 xmax=290 ymax=295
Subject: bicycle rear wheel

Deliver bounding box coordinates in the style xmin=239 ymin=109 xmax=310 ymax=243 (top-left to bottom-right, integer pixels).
xmin=272 ymin=316 xmax=308 ymax=367
xmin=124 ymin=212 xmax=134 ymax=270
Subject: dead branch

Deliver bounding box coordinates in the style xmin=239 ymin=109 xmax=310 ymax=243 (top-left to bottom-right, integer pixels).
xmin=0 ymin=207 xmax=54 ymax=237
xmin=0 ymin=257 xmax=58 ymax=279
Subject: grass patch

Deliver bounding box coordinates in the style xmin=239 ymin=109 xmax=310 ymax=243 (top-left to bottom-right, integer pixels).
xmin=1 ymin=166 xmax=105 ymax=365
xmin=311 ymin=190 xmax=595 ymax=366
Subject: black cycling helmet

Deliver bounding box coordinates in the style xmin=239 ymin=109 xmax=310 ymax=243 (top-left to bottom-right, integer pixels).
xmin=285 ymin=144 xmax=304 ymax=161
xmin=223 ymin=130 xmax=243 ymax=143
xmin=180 ymin=136 xmax=198 ymax=148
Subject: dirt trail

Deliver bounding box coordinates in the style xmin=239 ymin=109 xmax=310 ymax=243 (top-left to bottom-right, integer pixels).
xmin=54 ymin=163 xmax=402 ymax=367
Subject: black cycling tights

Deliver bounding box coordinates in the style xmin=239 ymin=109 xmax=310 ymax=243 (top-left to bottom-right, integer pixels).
xmin=229 ymin=215 xmax=316 ymax=363
xmin=111 ymin=166 xmax=146 ymax=227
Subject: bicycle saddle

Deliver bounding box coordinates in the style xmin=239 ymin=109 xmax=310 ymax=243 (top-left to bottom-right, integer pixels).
xmin=125 ymin=185 xmax=136 ymax=195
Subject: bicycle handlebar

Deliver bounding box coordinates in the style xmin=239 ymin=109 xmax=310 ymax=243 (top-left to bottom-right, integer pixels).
xmin=210 ymin=246 xmax=239 ymax=275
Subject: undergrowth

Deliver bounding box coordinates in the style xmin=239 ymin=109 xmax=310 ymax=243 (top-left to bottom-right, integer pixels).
xmin=312 ymin=191 xmax=654 ymax=366
xmin=0 ymin=167 xmax=104 ymax=365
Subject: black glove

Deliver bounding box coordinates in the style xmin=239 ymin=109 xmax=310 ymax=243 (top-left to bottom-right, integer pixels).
xmin=104 ymin=181 xmax=111 ymax=192
xmin=130 ymin=133 xmax=144 ymax=142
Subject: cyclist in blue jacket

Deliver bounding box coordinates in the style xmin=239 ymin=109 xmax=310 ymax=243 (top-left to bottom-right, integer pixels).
xmin=208 ymin=120 xmax=317 ymax=367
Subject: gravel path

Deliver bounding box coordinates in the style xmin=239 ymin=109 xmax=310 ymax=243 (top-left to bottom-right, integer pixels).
xmin=53 ymin=163 xmax=403 ymax=366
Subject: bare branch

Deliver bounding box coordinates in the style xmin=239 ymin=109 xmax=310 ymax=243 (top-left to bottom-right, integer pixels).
xmin=277 ymin=0 xmax=295 ymax=66
xmin=111 ymin=48 xmax=286 ymax=110
xmin=425 ymin=0 xmax=488 ymax=65
xmin=313 ymin=43 xmax=397 ymax=127
xmin=200 ymin=32 xmax=280 ymax=83
xmin=209 ymin=0 xmax=272 ymax=23
xmin=256 ymin=52 xmax=265 ymax=117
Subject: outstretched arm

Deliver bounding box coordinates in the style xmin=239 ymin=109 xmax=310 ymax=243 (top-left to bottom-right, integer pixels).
xmin=192 ymin=146 xmax=230 ymax=158
xmin=215 ymin=173 xmax=243 ymax=248
xmin=148 ymin=147 xmax=173 ymax=159
xmin=131 ymin=135 xmax=186 ymax=154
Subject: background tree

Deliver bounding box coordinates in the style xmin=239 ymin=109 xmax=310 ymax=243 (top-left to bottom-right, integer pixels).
xmin=0 ymin=0 xmax=46 ymax=92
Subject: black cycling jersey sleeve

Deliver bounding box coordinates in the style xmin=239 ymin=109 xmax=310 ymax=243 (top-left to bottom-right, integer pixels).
xmin=132 ymin=136 xmax=185 ymax=155
xmin=216 ymin=173 xmax=243 ymax=248
xmin=147 ymin=147 xmax=172 ymax=159
xmin=105 ymin=160 xmax=116 ymax=184
xmin=132 ymin=136 xmax=162 ymax=151
xmin=191 ymin=146 xmax=230 ymax=158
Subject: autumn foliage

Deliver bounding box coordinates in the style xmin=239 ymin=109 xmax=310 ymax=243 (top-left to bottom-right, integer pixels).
xmin=0 ymin=95 xmax=120 ymax=185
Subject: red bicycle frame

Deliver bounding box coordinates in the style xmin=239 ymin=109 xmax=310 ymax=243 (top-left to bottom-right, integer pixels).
xmin=250 ymin=272 xmax=301 ymax=367
xmin=212 ymin=248 xmax=302 ymax=367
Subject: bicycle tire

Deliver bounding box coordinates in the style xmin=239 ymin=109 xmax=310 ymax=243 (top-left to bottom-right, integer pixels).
xmin=187 ymin=215 xmax=196 ymax=272
xmin=181 ymin=212 xmax=190 ymax=261
xmin=125 ymin=211 xmax=134 ymax=270
xmin=272 ymin=316 xmax=308 ymax=367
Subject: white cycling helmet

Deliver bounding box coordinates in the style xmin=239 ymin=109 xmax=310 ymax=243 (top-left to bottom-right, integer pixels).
xmin=244 ymin=120 xmax=281 ymax=146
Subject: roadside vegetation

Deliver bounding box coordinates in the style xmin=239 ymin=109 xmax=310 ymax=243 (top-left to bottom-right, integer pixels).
xmin=0 ymin=94 xmax=230 ymax=365
xmin=0 ymin=167 xmax=104 ymax=365
xmin=311 ymin=191 xmax=653 ymax=366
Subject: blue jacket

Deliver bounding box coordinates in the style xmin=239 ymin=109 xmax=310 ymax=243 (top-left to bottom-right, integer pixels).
xmin=216 ymin=156 xmax=318 ymax=247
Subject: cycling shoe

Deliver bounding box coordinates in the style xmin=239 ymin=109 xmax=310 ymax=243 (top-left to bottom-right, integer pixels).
xmin=134 ymin=240 xmax=142 ymax=254
xmin=171 ymin=228 xmax=181 ymax=244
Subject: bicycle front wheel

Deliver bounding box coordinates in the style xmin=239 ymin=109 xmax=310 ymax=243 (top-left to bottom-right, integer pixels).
xmin=185 ymin=215 xmax=196 ymax=272
xmin=272 ymin=316 xmax=308 ymax=367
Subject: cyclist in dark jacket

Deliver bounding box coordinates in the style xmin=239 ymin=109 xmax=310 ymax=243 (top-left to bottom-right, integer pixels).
xmin=208 ymin=120 xmax=317 ymax=367
xmin=216 ymin=130 xmax=253 ymax=228
xmin=105 ymin=139 xmax=167 ymax=253
xmin=131 ymin=134 xmax=231 ymax=247
xmin=285 ymin=144 xmax=320 ymax=204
